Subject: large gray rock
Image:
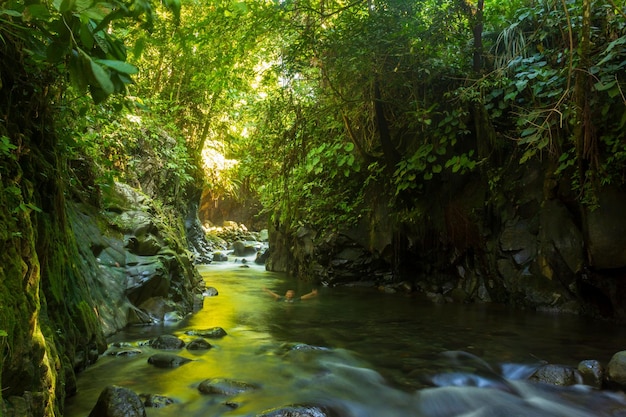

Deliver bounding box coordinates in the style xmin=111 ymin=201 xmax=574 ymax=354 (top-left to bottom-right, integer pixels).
xmin=499 ymin=220 xmax=537 ymax=265
xmin=607 ymin=350 xmax=626 ymax=389
xmin=88 ymin=385 xmax=146 ymax=417
xmin=529 ymin=364 xmax=582 ymax=386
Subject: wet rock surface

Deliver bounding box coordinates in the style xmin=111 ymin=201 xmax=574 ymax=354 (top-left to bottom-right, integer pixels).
xmin=185 ymin=327 xmax=228 ymax=338
xmin=149 ymin=335 xmax=186 ymax=350
xmin=197 ymin=378 xmax=259 ymax=396
xmin=147 ymin=353 xmax=192 ymax=368
xmin=87 ymin=385 xmax=146 ymax=417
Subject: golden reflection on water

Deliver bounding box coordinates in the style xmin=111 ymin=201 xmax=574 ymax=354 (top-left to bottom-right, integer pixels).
xmin=66 ymin=262 xmax=626 ymax=417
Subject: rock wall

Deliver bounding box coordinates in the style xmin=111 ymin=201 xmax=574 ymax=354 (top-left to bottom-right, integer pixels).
xmin=267 ymin=160 xmax=626 ymax=322
xmin=0 ymin=177 xmax=204 ymax=416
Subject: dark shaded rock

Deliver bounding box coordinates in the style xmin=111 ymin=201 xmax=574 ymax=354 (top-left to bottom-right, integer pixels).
xmin=255 ymin=247 xmax=270 ymax=264
xmin=185 ymin=201 xmax=214 ymax=264
xmin=150 ymin=335 xmax=185 ymax=350
xmin=147 ymin=353 xmax=192 ymax=368
xmin=139 ymin=393 xmax=175 ymax=408
xmin=186 ymin=338 xmax=213 ymax=351
xmin=578 ymin=359 xmax=604 ymax=388
xmin=185 ymin=327 xmax=227 ymax=338
xmin=539 ymin=200 xmax=584 ymax=274
xmin=88 ymin=385 xmax=146 ymax=417
xmin=528 ymin=364 xmax=582 ymax=386
xmin=138 ymin=296 xmax=176 ymax=322
xmin=258 ymin=405 xmax=333 ymax=417
xmin=586 ymin=188 xmax=626 ymax=269
xmin=127 ymin=234 xmax=162 ymax=256
xmin=125 ymin=257 xmax=171 ymax=306
xmin=197 ymin=378 xmax=258 ymax=396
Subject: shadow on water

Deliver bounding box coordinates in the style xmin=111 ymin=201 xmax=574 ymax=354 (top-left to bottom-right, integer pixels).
xmin=66 ymin=262 xmax=626 ymax=416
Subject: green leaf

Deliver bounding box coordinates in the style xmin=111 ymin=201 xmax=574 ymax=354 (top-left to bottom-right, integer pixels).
xmin=0 ymin=9 xmax=22 ymax=17
xmin=90 ymin=60 xmax=114 ymax=94
xmin=95 ymin=59 xmax=138 ymax=74
xmin=594 ymin=80 xmax=617 ymax=92
xmin=59 ymin=0 xmax=76 ymax=12
xmin=22 ymin=4 xmax=52 ymax=21
xmin=0 ymin=330 xmax=7 ymax=337
xmin=46 ymin=41 xmax=69 ymax=63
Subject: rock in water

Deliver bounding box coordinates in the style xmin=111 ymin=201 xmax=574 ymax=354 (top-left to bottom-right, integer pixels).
xmin=258 ymin=405 xmax=333 ymax=417
xmin=197 ymin=378 xmax=258 ymax=396
xmin=88 ymin=385 xmax=146 ymax=417
xmin=149 ymin=334 xmax=185 ymax=349
xmin=186 ymin=338 xmax=212 ymax=350
xmin=147 ymin=353 xmax=192 ymax=368
xmin=185 ymin=327 xmax=227 ymax=338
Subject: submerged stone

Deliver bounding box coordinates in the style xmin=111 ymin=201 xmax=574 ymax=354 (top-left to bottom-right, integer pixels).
xmin=198 ymin=378 xmax=258 ymax=396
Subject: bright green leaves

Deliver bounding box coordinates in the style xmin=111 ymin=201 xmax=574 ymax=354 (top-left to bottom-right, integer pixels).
xmin=306 ymin=141 xmax=360 ymax=179
xmin=392 ymin=106 xmax=477 ymax=197
xmin=1 ymin=0 xmax=153 ymax=103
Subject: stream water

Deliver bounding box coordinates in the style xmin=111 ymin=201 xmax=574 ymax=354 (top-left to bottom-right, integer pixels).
xmin=66 ymin=261 xmax=626 ymax=416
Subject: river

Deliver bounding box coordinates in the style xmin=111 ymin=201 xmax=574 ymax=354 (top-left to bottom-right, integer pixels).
xmin=65 ymin=261 xmax=626 ymax=416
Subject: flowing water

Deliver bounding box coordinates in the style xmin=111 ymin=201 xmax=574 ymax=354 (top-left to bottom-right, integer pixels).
xmin=66 ymin=261 xmax=626 ymax=416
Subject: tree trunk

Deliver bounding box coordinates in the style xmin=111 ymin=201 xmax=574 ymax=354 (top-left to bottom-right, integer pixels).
xmin=373 ymin=80 xmax=400 ymax=170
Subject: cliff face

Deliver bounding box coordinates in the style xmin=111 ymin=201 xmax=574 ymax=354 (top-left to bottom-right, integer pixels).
xmin=0 ymin=125 xmax=204 ymax=417
xmin=267 ymin=159 xmax=626 ymax=322
xmin=0 ymin=172 xmax=204 ymax=416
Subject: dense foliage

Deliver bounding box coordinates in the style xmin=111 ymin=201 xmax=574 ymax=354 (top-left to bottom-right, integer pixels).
xmin=2 ymin=0 xmax=625 ymax=233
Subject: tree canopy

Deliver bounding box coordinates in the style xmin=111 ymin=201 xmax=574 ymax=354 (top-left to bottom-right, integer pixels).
xmin=2 ymin=0 xmax=625 ymax=231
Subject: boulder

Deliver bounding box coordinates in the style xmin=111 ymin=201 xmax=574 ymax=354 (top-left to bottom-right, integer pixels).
xmin=186 ymin=338 xmax=212 ymax=351
xmin=147 ymin=353 xmax=192 ymax=368
xmin=212 ymin=251 xmax=229 ymax=262
xmin=607 ymin=350 xmax=626 ymax=389
xmin=578 ymin=359 xmax=604 ymax=388
xmin=528 ymin=364 xmax=582 ymax=386
xmin=197 ymin=378 xmax=258 ymax=396
xmin=149 ymin=335 xmax=185 ymax=350
xmin=88 ymin=385 xmax=146 ymax=417
xmin=232 ymin=240 xmax=258 ymax=257
xmin=185 ymin=327 xmax=227 ymax=339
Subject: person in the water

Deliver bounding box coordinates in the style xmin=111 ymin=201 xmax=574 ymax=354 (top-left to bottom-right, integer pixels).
xmin=262 ymin=287 xmax=318 ymax=302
